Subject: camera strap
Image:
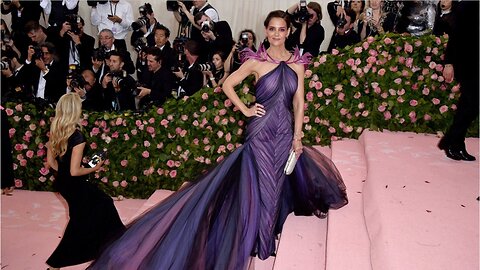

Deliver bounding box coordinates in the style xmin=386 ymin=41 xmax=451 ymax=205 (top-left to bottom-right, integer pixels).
xmin=109 ymin=1 xmax=118 ymax=18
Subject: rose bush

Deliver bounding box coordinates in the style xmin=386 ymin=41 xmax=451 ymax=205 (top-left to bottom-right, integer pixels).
xmin=4 ymin=33 xmax=477 ymax=198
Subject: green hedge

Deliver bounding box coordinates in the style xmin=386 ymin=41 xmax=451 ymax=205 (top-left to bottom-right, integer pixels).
xmin=5 ymin=33 xmax=478 ymax=198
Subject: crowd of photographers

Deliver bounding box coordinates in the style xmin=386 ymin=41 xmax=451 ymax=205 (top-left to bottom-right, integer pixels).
xmin=1 ymin=0 xmax=453 ymax=112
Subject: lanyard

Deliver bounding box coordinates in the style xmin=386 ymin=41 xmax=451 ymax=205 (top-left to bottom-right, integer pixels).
xmin=109 ymin=1 xmax=118 ymax=17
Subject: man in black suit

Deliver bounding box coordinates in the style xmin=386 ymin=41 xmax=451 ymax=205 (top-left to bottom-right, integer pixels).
xmin=136 ymin=47 xmax=176 ymax=108
xmin=57 ymin=15 xmax=95 ymax=71
xmin=327 ymin=8 xmax=360 ymax=53
xmin=193 ymin=11 xmax=234 ymax=63
xmin=154 ymin=24 xmax=175 ymax=72
xmin=25 ymin=42 xmax=66 ymax=103
xmin=438 ymin=0 xmax=479 ymax=161
xmin=1 ymin=49 xmax=34 ymax=101
xmin=173 ymin=40 xmax=204 ymax=98
xmin=98 ymin=28 xmax=135 ymax=74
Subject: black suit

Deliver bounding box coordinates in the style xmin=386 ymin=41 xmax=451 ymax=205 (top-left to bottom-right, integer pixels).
xmin=158 ymin=42 xmax=176 ymax=72
xmin=1 ymin=65 xmax=34 ymax=101
xmin=27 ymin=60 xmax=66 ymax=103
xmin=56 ymin=30 xmax=95 ymax=71
xmin=146 ymin=66 xmax=176 ymax=107
xmin=82 ymin=83 xmax=107 ymax=111
xmin=327 ymin=29 xmax=360 ymax=53
xmin=177 ymin=60 xmax=204 ymax=98
xmin=441 ymin=0 xmax=479 ymax=150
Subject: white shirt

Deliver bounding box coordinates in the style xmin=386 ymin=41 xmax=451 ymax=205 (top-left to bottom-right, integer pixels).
xmin=40 ymin=0 xmax=79 ymax=15
xmin=191 ymin=3 xmax=219 ymax=22
xmin=91 ymin=0 xmax=134 ymax=40
xmin=36 ymin=61 xmax=53 ymax=99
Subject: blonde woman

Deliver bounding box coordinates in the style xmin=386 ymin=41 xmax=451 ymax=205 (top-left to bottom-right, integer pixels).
xmin=46 ymin=93 xmax=124 ymax=270
xmin=360 ymin=0 xmax=395 ymax=40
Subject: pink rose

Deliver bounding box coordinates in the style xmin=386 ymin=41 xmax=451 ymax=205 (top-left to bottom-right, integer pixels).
xmin=424 ymin=114 xmax=432 ymax=121
xmin=112 ymin=181 xmax=119 ymax=187
xmin=200 ymin=106 xmax=207 ymax=112
xmin=202 ymin=93 xmax=209 ymax=100
xmin=120 ymin=160 xmax=128 ymax=167
xmin=338 ymin=92 xmax=345 ymax=101
xmin=337 ymin=63 xmax=344 ymax=70
xmin=439 ymin=105 xmax=448 ymax=114
xmin=383 ymin=37 xmax=392 ymax=45
xmin=324 ymin=88 xmax=333 ymax=96
xmin=346 ymin=58 xmax=354 ymax=66
xmin=39 ymin=167 xmax=50 ymax=176
xmin=15 ymin=104 xmax=23 ymax=112
xmin=378 ymin=105 xmax=386 ymax=112
xmin=328 ymin=127 xmax=336 ymax=133
xmin=5 ymin=108 xmax=14 ymax=116
xmin=14 ymin=144 xmax=23 ymax=151
xmin=120 ymin=180 xmax=128 ymax=187
xmin=404 ymin=43 xmax=413 ymax=53
xmin=305 ymin=69 xmax=312 ymax=78
xmin=378 ymin=68 xmax=386 ymax=76
xmin=354 ymin=46 xmax=363 ymax=53
xmin=157 ymin=108 xmax=164 ymax=115
xmin=15 ymin=179 xmax=23 ymax=188
xmin=340 ymin=108 xmax=348 ymax=115
xmin=384 ymin=111 xmax=392 ymax=120
xmin=26 ymin=150 xmax=34 ymax=159
xmin=142 ymin=151 xmax=150 ymax=158
xmin=37 ymin=149 xmax=45 ymax=157
xmin=217 ymin=131 xmax=224 ymax=138
xmin=362 ymin=110 xmax=369 ymax=117
xmin=409 ymin=100 xmax=418 ymax=106
xmin=91 ymin=127 xmax=100 ymax=136
xmin=170 ymin=170 xmax=177 ymax=178
xmin=160 ymin=119 xmax=169 ymax=126
xmin=314 ymin=81 xmax=323 ymax=90
xmin=331 ymin=48 xmax=339 ymax=55
xmin=422 ymin=88 xmax=430 ymax=95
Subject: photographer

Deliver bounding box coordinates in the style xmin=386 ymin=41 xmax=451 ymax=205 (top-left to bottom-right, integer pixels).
xmin=327 ymin=8 xmax=360 ymax=53
xmin=57 ymin=15 xmax=95 ymax=71
xmin=136 ymin=47 xmax=176 ymax=108
xmin=173 ymin=40 xmax=204 ymax=98
xmin=40 ymin=0 xmax=79 ymax=29
xmin=204 ymin=51 xmax=226 ymax=88
xmin=193 ymin=11 xmax=234 ymax=62
xmin=25 ymin=42 xmax=66 ymax=103
xmin=359 ymin=0 xmax=395 ymax=40
xmin=91 ymin=47 xmax=109 ymax=84
xmin=286 ymin=1 xmax=325 ymax=57
xmin=97 ymin=28 xmax=135 ymax=74
xmin=130 ymin=3 xmax=157 ymax=48
xmin=101 ymin=50 xmax=136 ymax=111
xmin=66 ymin=68 xmax=106 ymax=111
xmin=1 ymin=0 xmax=43 ymax=53
xmin=224 ymin=29 xmax=257 ymax=74
xmin=90 ymin=0 xmax=134 ymax=50
xmin=174 ymin=0 xmax=219 ymax=39
xmin=154 ymin=24 xmax=175 ymax=72
xmin=1 ymin=49 xmax=33 ymax=101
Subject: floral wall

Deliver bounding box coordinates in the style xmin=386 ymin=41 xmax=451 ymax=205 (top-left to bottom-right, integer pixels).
xmin=4 ymin=33 xmax=478 ymax=199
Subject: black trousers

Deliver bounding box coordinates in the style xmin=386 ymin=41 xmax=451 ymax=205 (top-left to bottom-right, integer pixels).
xmin=443 ymin=77 xmax=479 ymax=149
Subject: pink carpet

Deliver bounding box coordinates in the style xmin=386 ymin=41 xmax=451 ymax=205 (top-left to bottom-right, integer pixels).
xmin=1 ymin=131 xmax=478 ymax=270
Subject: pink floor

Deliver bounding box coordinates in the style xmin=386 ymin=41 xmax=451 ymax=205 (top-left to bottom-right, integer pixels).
xmin=1 ymin=130 xmax=478 ymax=270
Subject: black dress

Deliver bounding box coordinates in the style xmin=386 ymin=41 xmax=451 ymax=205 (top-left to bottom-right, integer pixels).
xmin=46 ymin=130 xmax=125 ymax=268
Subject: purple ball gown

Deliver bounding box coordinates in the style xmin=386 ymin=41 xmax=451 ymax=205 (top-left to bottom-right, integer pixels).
xmin=88 ymin=47 xmax=348 ymax=270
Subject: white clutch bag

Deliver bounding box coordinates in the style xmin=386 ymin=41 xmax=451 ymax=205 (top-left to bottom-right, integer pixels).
xmin=284 ymin=150 xmax=297 ymax=175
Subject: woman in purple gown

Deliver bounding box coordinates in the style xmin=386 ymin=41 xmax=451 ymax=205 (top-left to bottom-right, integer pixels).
xmin=88 ymin=10 xmax=347 ymax=270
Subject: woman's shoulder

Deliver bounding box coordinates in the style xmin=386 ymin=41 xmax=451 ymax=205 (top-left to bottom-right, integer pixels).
xmin=69 ymin=129 xmax=86 ymax=146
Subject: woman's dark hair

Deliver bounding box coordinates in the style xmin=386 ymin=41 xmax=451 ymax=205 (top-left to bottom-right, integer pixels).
xmin=212 ymin=50 xmax=227 ymax=62
xmin=308 ymin=2 xmax=323 ymax=21
xmin=264 ymin=10 xmax=291 ymax=29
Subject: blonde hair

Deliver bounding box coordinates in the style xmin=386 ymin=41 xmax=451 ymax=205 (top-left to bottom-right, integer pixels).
xmin=49 ymin=93 xmax=83 ymax=158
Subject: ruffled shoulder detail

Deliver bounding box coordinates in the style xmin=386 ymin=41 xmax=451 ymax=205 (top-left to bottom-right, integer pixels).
xmin=239 ymin=45 xmax=268 ymax=63
xmin=240 ymin=45 xmax=312 ymax=69
xmin=286 ymin=47 xmax=313 ymax=69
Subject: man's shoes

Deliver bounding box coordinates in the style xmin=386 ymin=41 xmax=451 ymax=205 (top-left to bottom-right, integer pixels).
xmin=438 ymin=137 xmax=476 ymax=161
xmin=457 ymin=149 xmax=476 ymax=161
xmin=442 ymin=146 xmax=476 ymax=161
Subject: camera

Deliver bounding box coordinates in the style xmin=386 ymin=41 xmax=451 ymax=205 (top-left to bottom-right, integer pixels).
xmin=65 ymin=14 xmax=82 ymax=35
xmin=0 ymin=60 xmax=9 ymax=70
xmin=337 ymin=14 xmax=347 ymax=28
xmin=293 ymin=0 xmax=312 ymax=23
xmin=366 ymin=7 xmax=373 ymax=19
xmin=166 ymin=0 xmax=193 ymax=11
xmin=92 ymin=46 xmax=108 ymax=61
xmin=238 ymin=32 xmax=250 ymax=50
xmin=3 ymin=0 xmax=12 ymax=5
xmin=171 ymin=36 xmax=187 ymax=72
xmin=31 ymin=45 xmax=43 ymax=60
xmin=67 ymin=64 xmax=86 ymax=90
xmin=86 ymin=0 xmax=108 ymax=7
xmin=108 ymin=70 xmax=138 ymax=95
xmin=201 ymin=21 xmax=213 ymax=32
xmin=196 ymin=62 xmax=214 ymax=72
xmin=133 ymin=37 xmax=148 ymax=53
xmin=132 ymin=4 xmax=152 ymax=31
